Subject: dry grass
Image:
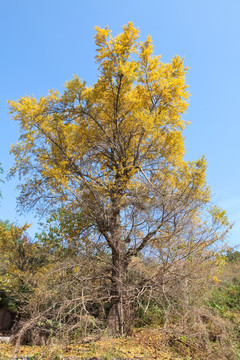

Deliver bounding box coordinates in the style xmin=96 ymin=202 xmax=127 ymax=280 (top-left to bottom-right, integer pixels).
xmin=0 ymin=329 xmax=184 ymax=360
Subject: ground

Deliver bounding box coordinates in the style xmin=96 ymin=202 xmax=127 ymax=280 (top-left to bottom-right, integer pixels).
xmin=0 ymin=329 xmax=184 ymax=360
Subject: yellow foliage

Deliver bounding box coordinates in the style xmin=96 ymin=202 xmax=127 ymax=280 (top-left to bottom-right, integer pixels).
xmin=8 ymin=23 xmax=202 ymax=210
xmin=7 ymin=23 xmax=229 ymax=278
xmin=0 ymin=329 xmax=185 ymax=359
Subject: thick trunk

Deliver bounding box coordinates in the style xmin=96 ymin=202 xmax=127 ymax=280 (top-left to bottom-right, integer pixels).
xmin=107 ymin=178 xmax=131 ymax=334
xmin=107 ymin=250 xmax=130 ymax=335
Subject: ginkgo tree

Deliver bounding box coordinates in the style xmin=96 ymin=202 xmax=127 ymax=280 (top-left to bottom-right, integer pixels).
xmin=9 ymin=23 xmax=229 ymax=334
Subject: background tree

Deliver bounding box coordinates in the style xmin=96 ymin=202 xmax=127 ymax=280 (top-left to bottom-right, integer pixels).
xmin=0 ymin=221 xmax=46 ymax=308
xmin=9 ymin=23 xmax=229 ymax=334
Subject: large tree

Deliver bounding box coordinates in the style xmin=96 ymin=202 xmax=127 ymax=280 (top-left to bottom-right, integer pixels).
xmin=9 ymin=23 xmax=228 ymax=333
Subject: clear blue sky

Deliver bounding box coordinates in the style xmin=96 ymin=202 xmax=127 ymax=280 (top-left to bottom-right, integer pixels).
xmin=0 ymin=0 xmax=239 ymax=247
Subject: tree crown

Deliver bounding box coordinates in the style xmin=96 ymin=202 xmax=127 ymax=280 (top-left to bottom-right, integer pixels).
xmin=9 ymin=23 xmax=226 ymax=257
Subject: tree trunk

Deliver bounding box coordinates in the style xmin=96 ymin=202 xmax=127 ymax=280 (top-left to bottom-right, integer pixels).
xmin=107 ymin=180 xmax=131 ymax=334
xmin=107 ymin=249 xmax=129 ymax=335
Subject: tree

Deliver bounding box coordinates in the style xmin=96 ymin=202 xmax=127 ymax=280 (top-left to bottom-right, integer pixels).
xmin=9 ymin=23 xmax=229 ymax=334
xmin=0 ymin=221 xmax=46 ymax=304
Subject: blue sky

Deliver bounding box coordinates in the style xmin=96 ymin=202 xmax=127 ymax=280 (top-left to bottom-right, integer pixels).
xmin=0 ymin=0 xmax=239 ymax=247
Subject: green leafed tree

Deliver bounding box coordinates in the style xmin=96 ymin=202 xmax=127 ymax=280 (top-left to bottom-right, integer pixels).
xmin=9 ymin=23 xmax=230 ymax=334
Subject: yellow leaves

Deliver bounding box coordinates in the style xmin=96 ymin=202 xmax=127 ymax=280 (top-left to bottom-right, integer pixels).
xmin=0 ymin=221 xmax=44 ymax=299
xmin=212 ymin=275 xmax=220 ymax=283
xmin=209 ymin=205 xmax=230 ymax=227
xmin=0 ymin=221 xmax=31 ymax=248
xmin=95 ymin=22 xmax=139 ymax=64
xmin=94 ymin=25 xmax=110 ymax=49
xmin=139 ymin=34 xmax=154 ymax=63
xmin=9 ymin=24 xmax=191 ymax=193
xmin=63 ymin=75 xmax=85 ymax=103
xmin=0 ymin=332 xmax=180 ymax=360
xmin=73 ymin=266 xmax=80 ymax=274
xmin=8 ymin=21 xmax=220 ymax=253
